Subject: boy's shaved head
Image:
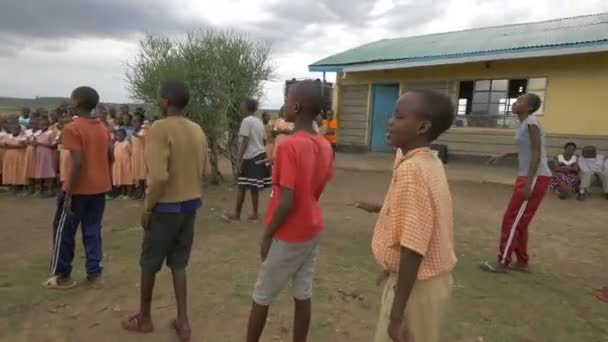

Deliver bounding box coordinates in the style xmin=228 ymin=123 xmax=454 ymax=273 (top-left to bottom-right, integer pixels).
xmin=71 ymin=86 xmax=100 ymax=111
xmin=407 ymin=90 xmax=455 ymax=141
xmin=288 ymin=80 xmax=322 ymax=118
xmin=159 ymin=80 xmax=190 ymax=109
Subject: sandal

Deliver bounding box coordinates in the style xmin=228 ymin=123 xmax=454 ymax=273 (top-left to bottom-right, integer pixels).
xmin=172 ymin=319 xmax=191 ymax=342
xmin=595 ymin=287 xmax=608 ymax=302
xmin=121 ymin=313 xmax=154 ymax=334
xmin=41 ymin=276 xmax=77 ymax=290
xmin=479 ymin=261 xmax=508 ymax=274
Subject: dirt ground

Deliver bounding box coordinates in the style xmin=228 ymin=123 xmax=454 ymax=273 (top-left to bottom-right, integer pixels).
xmin=0 ymin=168 xmax=607 ymax=342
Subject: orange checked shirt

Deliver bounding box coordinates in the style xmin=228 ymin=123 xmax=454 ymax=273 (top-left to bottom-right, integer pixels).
xmin=372 ymin=147 xmax=457 ymax=280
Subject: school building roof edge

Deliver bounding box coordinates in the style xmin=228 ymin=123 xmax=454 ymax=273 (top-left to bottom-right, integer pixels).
xmin=309 ymin=40 xmax=608 ymax=73
xmin=309 ymin=12 xmax=608 ymax=72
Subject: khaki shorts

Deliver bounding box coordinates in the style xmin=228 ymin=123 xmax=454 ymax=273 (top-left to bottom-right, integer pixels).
xmin=252 ymin=237 xmax=319 ymax=306
xmin=374 ymin=272 xmax=453 ymax=342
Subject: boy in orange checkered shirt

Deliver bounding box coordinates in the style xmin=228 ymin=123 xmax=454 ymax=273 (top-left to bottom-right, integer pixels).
xmin=354 ymin=90 xmax=457 ymax=342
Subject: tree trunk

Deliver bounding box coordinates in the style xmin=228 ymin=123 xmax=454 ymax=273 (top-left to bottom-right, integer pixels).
xmin=208 ymin=142 xmax=224 ymax=184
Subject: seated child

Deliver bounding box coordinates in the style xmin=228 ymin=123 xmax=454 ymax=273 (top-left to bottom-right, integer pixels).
xmin=577 ymin=145 xmax=608 ymax=200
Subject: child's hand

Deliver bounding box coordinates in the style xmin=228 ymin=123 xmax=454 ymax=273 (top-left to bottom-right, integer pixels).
xmin=255 ymin=158 xmax=273 ymax=166
xmin=388 ymin=316 xmax=411 ymax=342
xmin=521 ymin=184 xmax=532 ymax=200
xmin=260 ymin=235 xmax=272 ymax=262
xmin=349 ymin=201 xmax=381 ymax=213
xmin=141 ymin=211 xmax=152 ymax=230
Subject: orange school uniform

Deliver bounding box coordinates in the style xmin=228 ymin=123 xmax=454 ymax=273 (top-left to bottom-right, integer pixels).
xmin=23 ymin=130 xmax=40 ymax=180
xmin=130 ymin=129 xmax=146 ymax=182
xmin=0 ymin=131 xmax=7 ymax=174
xmin=112 ymin=141 xmax=132 ymax=186
xmin=371 ymin=147 xmax=456 ymax=342
xmin=2 ymin=135 xmax=27 ymax=185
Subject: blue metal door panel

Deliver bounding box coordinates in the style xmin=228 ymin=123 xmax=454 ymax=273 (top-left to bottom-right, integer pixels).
xmin=370 ymin=84 xmax=400 ymax=152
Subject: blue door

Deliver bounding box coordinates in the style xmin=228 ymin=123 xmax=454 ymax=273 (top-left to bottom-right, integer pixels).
xmin=370 ymin=84 xmax=400 ymax=152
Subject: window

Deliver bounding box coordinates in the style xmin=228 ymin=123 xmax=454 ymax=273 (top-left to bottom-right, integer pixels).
xmin=459 ymin=77 xmax=548 ymax=128
xmin=457 ymin=81 xmax=474 ymax=115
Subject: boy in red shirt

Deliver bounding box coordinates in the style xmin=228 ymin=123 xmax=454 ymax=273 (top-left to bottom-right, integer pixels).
xmin=42 ymin=86 xmax=112 ymax=289
xmin=246 ymin=80 xmax=334 ymax=342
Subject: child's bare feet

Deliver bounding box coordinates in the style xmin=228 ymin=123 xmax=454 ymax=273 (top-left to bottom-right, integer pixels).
xmin=121 ymin=313 xmax=154 ymax=334
xmin=247 ymin=214 xmax=259 ymax=223
xmin=172 ymin=319 xmax=191 ymax=341
xmin=221 ymin=212 xmax=241 ymax=223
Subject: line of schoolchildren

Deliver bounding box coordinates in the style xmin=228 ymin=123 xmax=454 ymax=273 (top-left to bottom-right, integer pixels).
xmin=0 ymin=105 xmax=152 ymax=200
xmin=31 ymin=79 xmax=524 ymax=342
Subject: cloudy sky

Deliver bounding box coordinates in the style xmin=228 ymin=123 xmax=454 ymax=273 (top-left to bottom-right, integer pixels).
xmin=1 ymin=0 xmax=606 ymax=108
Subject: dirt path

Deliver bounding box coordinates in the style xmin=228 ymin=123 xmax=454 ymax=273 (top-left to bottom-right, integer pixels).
xmin=0 ymin=169 xmax=607 ymax=342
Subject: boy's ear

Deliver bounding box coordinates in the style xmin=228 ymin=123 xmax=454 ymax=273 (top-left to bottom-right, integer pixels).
xmin=417 ymin=120 xmax=432 ymax=136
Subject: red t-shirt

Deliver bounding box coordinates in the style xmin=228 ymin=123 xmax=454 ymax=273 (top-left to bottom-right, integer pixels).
xmin=265 ymin=131 xmax=334 ymax=243
xmin=61 ymin=118 xmax=112 ymax=195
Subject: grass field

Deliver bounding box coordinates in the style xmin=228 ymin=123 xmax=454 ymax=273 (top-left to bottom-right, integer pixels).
xmin=0 ymin=168 xmax=607 ymax=342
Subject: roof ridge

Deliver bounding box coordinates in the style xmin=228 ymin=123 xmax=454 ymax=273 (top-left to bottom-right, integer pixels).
xmin=381 ymin=12 xmax=608 ymax=43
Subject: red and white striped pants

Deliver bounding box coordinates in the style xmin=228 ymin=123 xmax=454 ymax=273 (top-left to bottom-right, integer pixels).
xmin=498 ymin=176 xmax=551 ymax=266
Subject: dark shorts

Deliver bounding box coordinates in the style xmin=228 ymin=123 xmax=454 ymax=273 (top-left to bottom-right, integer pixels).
xmin=238 ymin=153 xmax=272 ymax=190
xmin=140 ymin=211 xmax=196 ymax=273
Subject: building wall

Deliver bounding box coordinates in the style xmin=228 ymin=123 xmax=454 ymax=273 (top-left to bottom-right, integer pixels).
xmin=334 ymin=52 xmax=608 ymax=153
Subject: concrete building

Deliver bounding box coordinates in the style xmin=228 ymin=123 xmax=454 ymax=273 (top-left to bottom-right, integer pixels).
xmin=309 ymin=13 xmax=608 ymax=156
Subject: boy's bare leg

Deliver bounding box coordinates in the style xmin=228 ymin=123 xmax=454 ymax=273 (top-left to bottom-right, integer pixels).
xmin=293 ymin=298 xmax=311 ymax=342
xmin=249 ymin=188 xmax=259 ymax=220
xmin=225 ymin=187 xmax=246 ymax=221
xmin=246 ymin=302 xmax=269 ymax=342
xmin=139 ymin=270 xmax=156 ymax=326
xmin=171 ymin=268 xmax=191 ymax=334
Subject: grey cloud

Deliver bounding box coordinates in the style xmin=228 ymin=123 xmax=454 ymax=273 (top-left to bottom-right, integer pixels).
xmin=252 ymin=0 xmax=437 ymax=53
xmin=375 ymin=1 xmax=445 ymax=32
xmin=0 ymin=0 xmax=198 ymax=40
xmin=0 ymin=0 xmax=205 ymax=55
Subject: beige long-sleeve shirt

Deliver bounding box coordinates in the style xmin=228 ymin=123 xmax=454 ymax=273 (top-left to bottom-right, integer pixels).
xmin=144 ymin=116 xmax=209 ymax=212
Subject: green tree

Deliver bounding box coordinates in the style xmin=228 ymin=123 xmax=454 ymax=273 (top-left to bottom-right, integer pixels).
xmin=126 ymin=30 xmax=275 ymax=183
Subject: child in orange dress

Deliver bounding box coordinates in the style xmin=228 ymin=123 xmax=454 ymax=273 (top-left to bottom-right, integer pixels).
xmin=0 ymin=119 xmax=8 ymax=187
xmin=2 ymin=123 xmax=28 ymax=194
xmin=112 ymin=129 xmax=133 ymax=200
xmin=23 ymin=117 xmax=41 ymax=195
xmin=131 ymin=115 xmax=146 ymax=200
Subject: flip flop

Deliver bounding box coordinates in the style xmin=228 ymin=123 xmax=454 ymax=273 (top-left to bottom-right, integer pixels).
xmin=121 ymin=313 xmax=154 ymax=334
xmin=171 ymin=319 xmax=191 ymax=342
xmin=479 ymin=261 xmax=508 ymax=274
xmin=41 ymin=276 xmax=77 ymax=290
xmin=595 ymin=287 xmax=608 ymax=302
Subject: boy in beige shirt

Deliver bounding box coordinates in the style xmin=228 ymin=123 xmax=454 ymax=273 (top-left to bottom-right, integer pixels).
xmin=122 ymin=81 xmax=208 ymax=342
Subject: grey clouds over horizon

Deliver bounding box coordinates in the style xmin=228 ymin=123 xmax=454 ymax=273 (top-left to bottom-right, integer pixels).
xmin=0 ymin=0 xmax=606 ymax=107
